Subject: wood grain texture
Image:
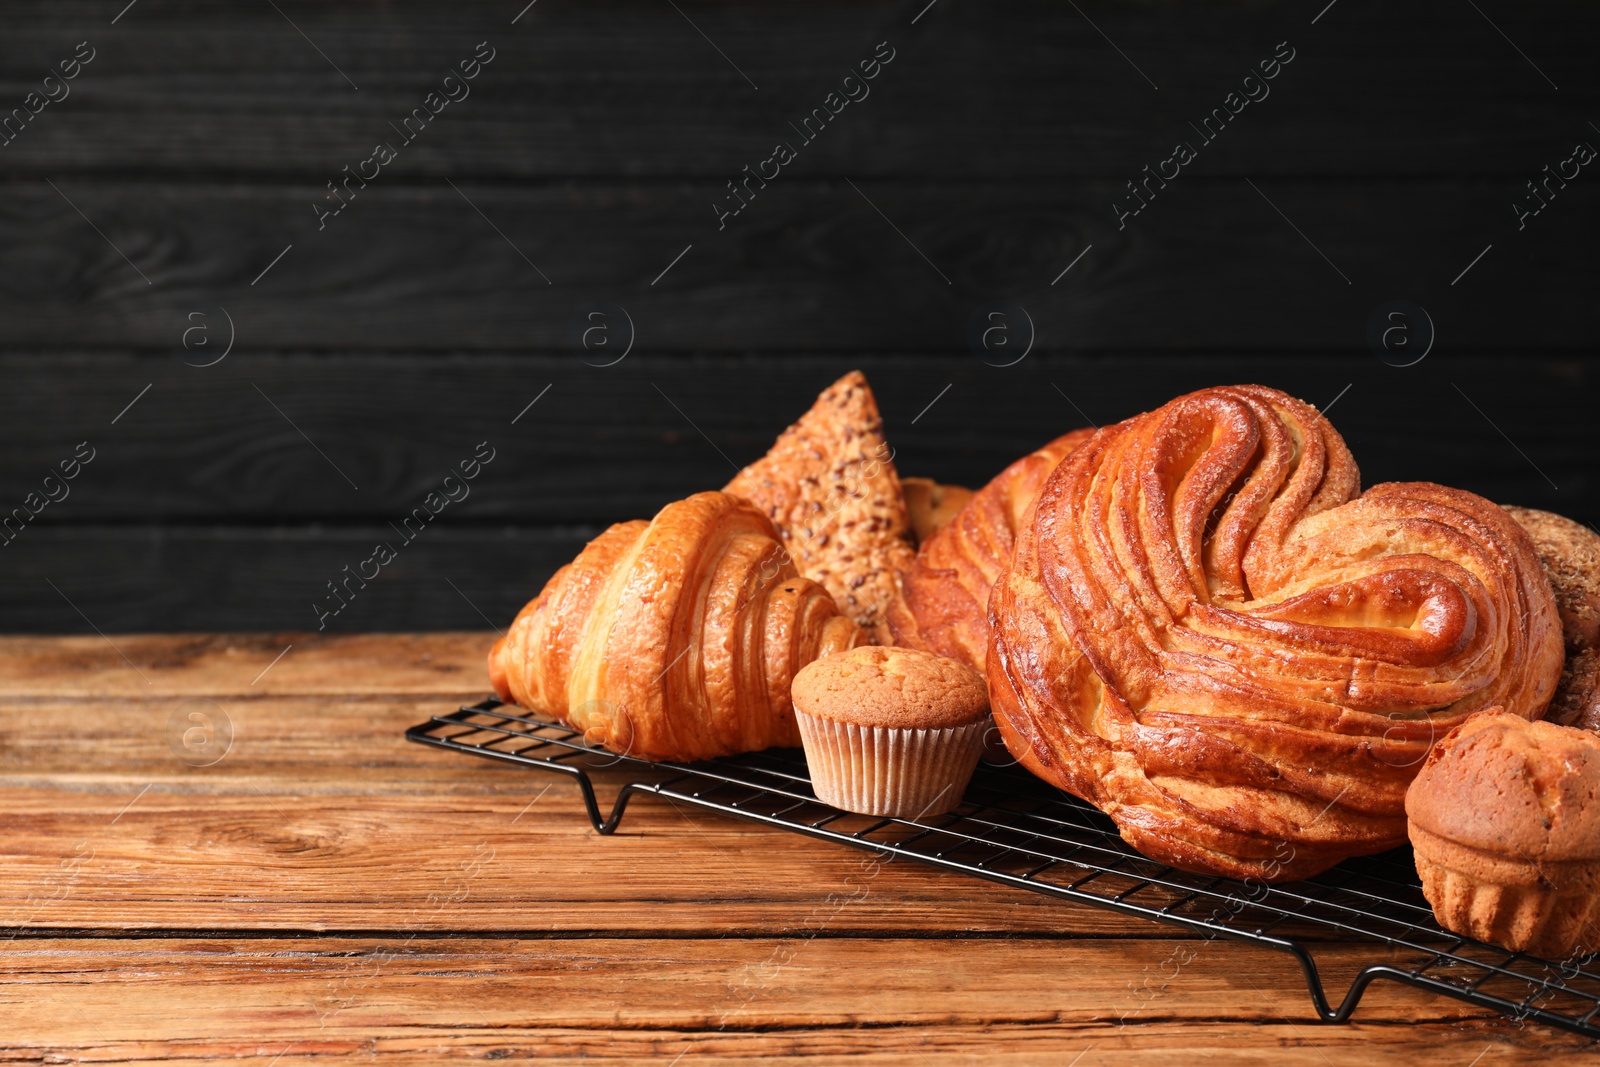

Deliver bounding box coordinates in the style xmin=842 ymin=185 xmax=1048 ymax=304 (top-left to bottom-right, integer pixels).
xmin=1 ymin=354 xmax=1589 ymax=522
xmin=5 ymin=1 xmax=1595 ymax=633
xmin=1 ymin=0 xmax=1594 ymax=1052
xmin=0 ymin=527 xmax=595 ymax=633
xmin=3 ymin=633 xmax=1595 ymax=1061
xmin=0 ymin=632 xmax=1172 ymax=937
xmin=1 ymin=353 xmax=1591 ymax=632
xmin=1 ymin=0 xmax=1595 ymax=180
xmin=2 ymin=786 xmax=1134 ymax=936
xmin=0 ymin=632 xmax=493 ymax=697
xmin=0 ymin=181 xmax=1590 ymax=352
xmin=3 ymin=938 xmax=1588 ymax=1066
xmin=0 ymin=649 xmax=1380 ymax=939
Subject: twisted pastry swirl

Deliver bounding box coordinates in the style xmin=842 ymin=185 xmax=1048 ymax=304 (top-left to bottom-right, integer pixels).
xmin=490 ymin=491 xmax=865 ymax=762
xmin=889 ymin=428 xmax=1094 ymax=669
xmin=989 ymin=385 xmax=1563 ymax=881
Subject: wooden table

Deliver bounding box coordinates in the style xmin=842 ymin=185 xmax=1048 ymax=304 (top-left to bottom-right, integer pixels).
xmin=3 ymin=633 xmax=1595 ymax=1065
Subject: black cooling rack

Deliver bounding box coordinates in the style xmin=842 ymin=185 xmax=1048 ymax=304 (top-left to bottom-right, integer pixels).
xmin=408 ymin=697 xmax=1600 ymax=1037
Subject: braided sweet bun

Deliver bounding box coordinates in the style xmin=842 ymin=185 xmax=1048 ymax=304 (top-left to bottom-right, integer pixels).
xmin=490 ymin=491 xmax=866 ymax=761
xmin=888 ymin=428 xmax=1095 ymax=668
xmin=988 ymin=385 xmax=1564 ymax=882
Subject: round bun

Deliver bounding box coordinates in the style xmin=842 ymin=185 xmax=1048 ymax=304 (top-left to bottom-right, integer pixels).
xmin=1505 ymin=506 xmax=1600 ymax=731
xmin=1407 ymin=710 xmax=1600 ymax=862
xmin=902 ymin=477 xmax=975 ymax=545
xmin=1552 ymin=648 xmax=1600 ymax=732
xmin=1504 ymin=506 xmax=1600 ymax=650
xmin=791 ymin=645 xmax=989 ymax=730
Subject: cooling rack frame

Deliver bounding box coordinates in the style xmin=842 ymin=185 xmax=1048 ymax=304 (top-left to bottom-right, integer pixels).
xmin=408 ymin=697 xmax=1600 ymax=1038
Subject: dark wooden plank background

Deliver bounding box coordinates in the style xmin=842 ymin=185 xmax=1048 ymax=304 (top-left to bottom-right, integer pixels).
xmin=1 ymin=0 xmax=1595 ymax=632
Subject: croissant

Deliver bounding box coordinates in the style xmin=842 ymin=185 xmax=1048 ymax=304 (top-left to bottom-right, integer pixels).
xmin=988 ymin=385 xmax=1564 ymax=882
xmin=888 ymin=428 xmax=1094 ymax=668
xmin=489 ymin=491 xmax=865 ymax=762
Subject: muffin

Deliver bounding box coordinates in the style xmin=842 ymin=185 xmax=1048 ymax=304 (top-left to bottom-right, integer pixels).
xmin=1504 ymin=505 xmax=1600 ymax=731
xmin=1406 ymin=709 xmax=1600 ymax=958
xmin=791 ymin=645 xmax=989 ymax=818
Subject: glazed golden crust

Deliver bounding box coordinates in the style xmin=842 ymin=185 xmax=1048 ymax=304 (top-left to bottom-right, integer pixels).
xmin=902 ymin=478 xmax=975 ymax=545
xmin=987 ymin=385 xmax=1564 ymax=882
xmin=725 ymin=371 xmax=917 ymax=645
xmin=888 ymin=428 xmax=1094 ymax=669
xmin=489 ymin=491 xmax=866 ymax=762
xmin=792 ymin=645 xmax=989 ymax=730
xmin=1505 ymin=505 xmax=1600 ymax=731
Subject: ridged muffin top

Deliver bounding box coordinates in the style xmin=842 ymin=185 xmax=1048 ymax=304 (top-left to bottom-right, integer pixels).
xmin=1405 ymin=709 xmax=1600 ymax=862
xmin=791 ymin=645 xmax=989 ymax=730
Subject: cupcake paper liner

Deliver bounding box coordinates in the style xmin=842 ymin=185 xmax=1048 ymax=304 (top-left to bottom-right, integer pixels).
xmin=795 ymin=711 xmax=985 ymax=819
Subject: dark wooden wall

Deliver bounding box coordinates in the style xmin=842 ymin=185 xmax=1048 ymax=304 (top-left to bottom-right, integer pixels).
xmin=2 ymin=0 xmax=1595 ymax=633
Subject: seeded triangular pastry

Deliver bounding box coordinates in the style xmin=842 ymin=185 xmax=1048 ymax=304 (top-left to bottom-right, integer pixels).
xmin=725 ymin=371 xmax=915 ymax=644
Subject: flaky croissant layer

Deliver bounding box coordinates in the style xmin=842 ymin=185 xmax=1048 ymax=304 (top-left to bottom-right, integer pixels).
xmin=989 ymin=385 xmax=1564 ymax=882
xmin=490 ymin=491 xmax=865 ymax=762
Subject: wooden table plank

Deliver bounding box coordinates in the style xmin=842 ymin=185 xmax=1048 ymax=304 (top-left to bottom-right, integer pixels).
xmin=0 ymin=786 xmax=1156 ymax=936
xmin=0 ymin=670 xmax=1177 ymax=937
xmin=3 ymin=352 xmax=1594 ymax=633
xmin=8 ymin=0 xmax=1598 ymax=181
xmin=0 ymin=677 xmax=1429 ymax=940
xmin=0 ymin=677 xmax=1450 ymax=942
xmin=4 ymin=633 xmax=1597 ymax=1061
xmin=3 ymin=181 xmax=1593 ymax=354
xmin=0 ymin=937 xmax=1586 ymax=1065
xmin=0 ymin=633 xmax=491 ymax=697
xmin=2 ymin=355 xmax=1591 ymax=526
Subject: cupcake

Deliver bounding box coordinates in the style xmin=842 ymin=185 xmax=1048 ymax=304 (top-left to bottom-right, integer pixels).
xmin=791 ymin=645 xmax=989 ymax=819
xmin=1406 ymin=708 xmax=1600 ymax=958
